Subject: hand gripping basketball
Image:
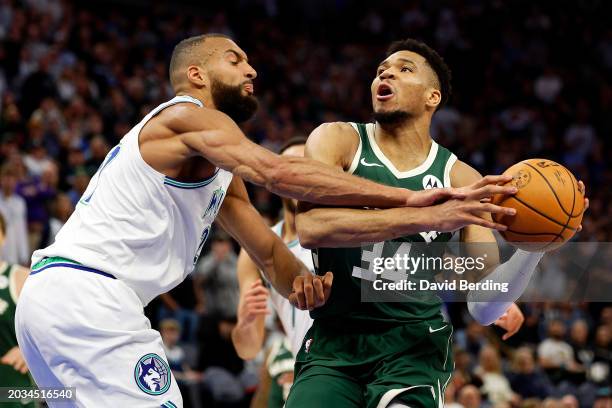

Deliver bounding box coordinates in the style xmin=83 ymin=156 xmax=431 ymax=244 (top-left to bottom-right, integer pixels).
xmin=289 ymin=272 xmax=333 ymax=311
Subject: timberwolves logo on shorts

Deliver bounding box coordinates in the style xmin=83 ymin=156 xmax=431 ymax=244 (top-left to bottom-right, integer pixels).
xmin=134 ymin=353 xmax=171 ymax=395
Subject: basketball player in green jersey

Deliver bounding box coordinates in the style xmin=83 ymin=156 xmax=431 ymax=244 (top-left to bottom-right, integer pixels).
xmin=287 ymin=39 xmax=587 ymax=408
xmin=0 ymin=214 xmax=35 ymax=408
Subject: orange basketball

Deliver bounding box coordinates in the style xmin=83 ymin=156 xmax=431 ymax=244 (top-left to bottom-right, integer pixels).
xmin=491 ymin=159 xmax=585 ymax=252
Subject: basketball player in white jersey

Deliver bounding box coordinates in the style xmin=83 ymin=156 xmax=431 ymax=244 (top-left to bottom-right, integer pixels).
xmin=15 ymin=34 xmax=518 ymax=407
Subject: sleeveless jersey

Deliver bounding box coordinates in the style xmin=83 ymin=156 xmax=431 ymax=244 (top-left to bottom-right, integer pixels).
xmin=0 ymin=263 xmax=35 ymax=393
xmin=32 ymin=96 xmax=233 ymax=305
xmin=310 ymin=122 xmax=457 ymax=325
xmin=263 ymin=220 xmax=313 ymax=356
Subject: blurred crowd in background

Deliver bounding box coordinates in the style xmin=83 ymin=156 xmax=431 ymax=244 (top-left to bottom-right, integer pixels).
xmin=0 ymin=0 xmax=610 ymax=407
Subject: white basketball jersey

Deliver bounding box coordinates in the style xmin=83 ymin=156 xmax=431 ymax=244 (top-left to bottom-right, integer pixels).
xmin=266 ymin=220 xmax=314 ymax=356
xmin=32 ymin=96 xmax=233 ymax=305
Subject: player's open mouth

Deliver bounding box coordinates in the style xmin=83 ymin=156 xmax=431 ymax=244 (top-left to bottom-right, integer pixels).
xmin=243 ymin=84 xmax=254 ymax=94
xmin=376 ymin=83 xmax=394 ymax=101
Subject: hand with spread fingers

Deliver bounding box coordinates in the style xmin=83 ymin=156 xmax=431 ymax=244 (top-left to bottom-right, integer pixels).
xmin=289 ymin=272 xmax=333 ymax=311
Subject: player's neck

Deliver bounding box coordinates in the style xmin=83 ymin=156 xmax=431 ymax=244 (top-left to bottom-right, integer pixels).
xmin=176 ymin=90 xmax=212 ymax=108
xmin=281 ymin=209 xmax=298 ymax=243
xmin=375 ymin=116 xmax=433 ymax=160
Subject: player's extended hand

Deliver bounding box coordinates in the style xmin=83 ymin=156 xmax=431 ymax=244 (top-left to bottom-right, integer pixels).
xmin=1 ymin=346 xmax=28 ymax=374
xmin=429 ymin=175 xmax=518 ymax=231
xmin=576 ymin=180 xmax=589 ymax=232
xmin=404 ymin=187 xmax=467 ymax=207
xmin=289 ymin=272 xmax=333 ymax=311
xmin=237 ymin=280 xmax=270 ymax=327
xmin=494 ymin=303 xmax=525 ymax=341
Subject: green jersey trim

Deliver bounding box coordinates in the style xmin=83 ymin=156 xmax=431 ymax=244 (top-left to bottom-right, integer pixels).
xmin=443 ymin=154 xmax=458 ymax=187
xmin=363 ymin=122 xmax=440 ymax=179
xmin=347 ymin=123 xmax=362 ymax=174
xmin=8 ymin=265 xmax=19 ymax=304
xmin=31 ymin=256 xmax=81 ymax=271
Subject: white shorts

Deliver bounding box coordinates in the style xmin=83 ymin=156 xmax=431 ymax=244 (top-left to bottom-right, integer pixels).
xmin=15 ymin=264 xmax=183 ymax=408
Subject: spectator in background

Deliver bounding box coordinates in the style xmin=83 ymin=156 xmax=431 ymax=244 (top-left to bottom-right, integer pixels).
xmin=591 ymin=325 xmax=611 ymax=385
xmin=16 ymin=160 xmax=57 ymax=249
xmin=160 ymin=319 xmax=203 ymax=408
xmin=0 ymin=165 xmax=29 ymax=265
xmin=160 ymin=319 xmax=202 ymax=382
xmin=569 ymin=319 xmax=594 ymax=369
xmin=474 ymin=345 xmax=517 ymax=406
xmin=455 ymin=321 xmax=488 ymax=360
xmin=45 ymin=192 xmax=73 ymax=246
xmin=457 ymin=385 xmax=484 ymax=408
xmin=508 ymin=346 xmax=553 ymax=400
xmin=538 ymin=320 xmax=582 ymax=384
xmin=193 ymin=231 xmax=239 ymax=320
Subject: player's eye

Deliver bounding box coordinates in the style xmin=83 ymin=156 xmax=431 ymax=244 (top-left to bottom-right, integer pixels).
xmin=401 ymin=66 xmax=413 ymax=72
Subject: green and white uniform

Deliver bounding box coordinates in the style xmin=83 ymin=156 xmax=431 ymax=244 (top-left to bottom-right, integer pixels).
xmin=287 ymin=123 xmax=457 ymax=408
xmin=265 ymin=337 xmax=294 ymax=408
xmin=0 ymin=263 xmax=36 ymax=408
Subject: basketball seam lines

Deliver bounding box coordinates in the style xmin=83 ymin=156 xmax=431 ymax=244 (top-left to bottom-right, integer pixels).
xmin=509 ymin=196 xmax=577 ymax=231
xmin=506 ymin=229 xmax=563 ymax=237
xmin=523 ymin=161 xmax=580 ymax=218
xmin=539 ymin=166 xmax=578 ymax=251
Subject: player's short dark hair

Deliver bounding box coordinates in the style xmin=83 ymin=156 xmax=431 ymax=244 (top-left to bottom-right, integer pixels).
xmin=278 ymin=136 xmax=308 ymax=154
xmin=169 ymin=33 xmax=232 ymax=88
xmin=386 ymin=39 xmax=452 ymax=109
xmin=0 ymin=212 xmax=5 ymax=236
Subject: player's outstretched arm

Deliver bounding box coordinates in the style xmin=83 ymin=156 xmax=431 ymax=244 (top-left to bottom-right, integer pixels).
xmin=453 ymin=161 xmax=544 ymax=326
xmin=174 ymin=106 xmax=461 ymax=207
xmin=231 ymin=249 xmax=269 ymax=360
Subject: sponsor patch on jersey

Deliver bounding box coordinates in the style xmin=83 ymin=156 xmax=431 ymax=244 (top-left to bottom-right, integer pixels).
xmin=422 ymin=175 xmax=443 ymax=189
xmin=304 ymin=338 xmax=313 ymax=353
xmin=134 ymin=353 xmax=171 ymax=395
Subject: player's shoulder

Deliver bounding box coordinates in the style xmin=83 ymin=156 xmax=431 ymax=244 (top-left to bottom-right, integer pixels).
xmin=306 ymin=121 xmax=360 ymax=169
xmin=450 ymin=160 xmax=482 ymax=187
xmin=154 ymin=102 xmax=234 ymax=134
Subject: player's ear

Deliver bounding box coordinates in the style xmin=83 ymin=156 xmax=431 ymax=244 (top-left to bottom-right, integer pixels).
xmin=187 ymin=65 xmax=208 ymax=88
xmin=426 ymin=88 xmax=441 ymax=110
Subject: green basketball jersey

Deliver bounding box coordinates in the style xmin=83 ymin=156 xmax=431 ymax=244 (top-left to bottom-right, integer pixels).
xmin=310 ymin=122 xmax=457 ymax=325
xmin=0 ymin=263 xmax=36 ymax=397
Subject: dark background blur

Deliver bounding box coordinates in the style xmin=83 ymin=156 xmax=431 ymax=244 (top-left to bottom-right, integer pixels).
xmin=0 ymin=1 xmax=610 ymax=407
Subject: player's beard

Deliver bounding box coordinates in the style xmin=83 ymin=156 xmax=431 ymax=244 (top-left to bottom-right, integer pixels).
xmin=210 ymin=79 xmax=259 ymax=123
xmin=373 ymin=109 xmax=411 ymax=126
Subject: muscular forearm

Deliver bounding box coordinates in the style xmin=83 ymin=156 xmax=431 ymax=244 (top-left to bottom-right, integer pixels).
xmin=262 ymin=238 xmax=305 ymax=298
xmin=265 ymin=156 xmax=413 ymax=207
xmin=467 ymin=249 xmax=544 ymax=325
xmin=231 ymin=321 xmax=265 ymax=360
xmin=297 ymin=206 xmax=433 ymax=248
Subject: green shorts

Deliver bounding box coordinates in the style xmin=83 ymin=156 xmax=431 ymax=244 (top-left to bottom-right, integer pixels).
xmin=286 ymin=316 xmax=454 ymax=408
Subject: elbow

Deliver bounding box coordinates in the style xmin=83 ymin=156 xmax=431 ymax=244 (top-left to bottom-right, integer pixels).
xmin=235 ymin=347 xmax=258 ymax=361
xmin=231 ymin=331 xmax=260 ymax=361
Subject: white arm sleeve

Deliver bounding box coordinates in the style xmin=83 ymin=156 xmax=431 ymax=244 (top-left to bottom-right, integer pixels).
xmin=467 ymin=249 xmax=543 ymax=325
